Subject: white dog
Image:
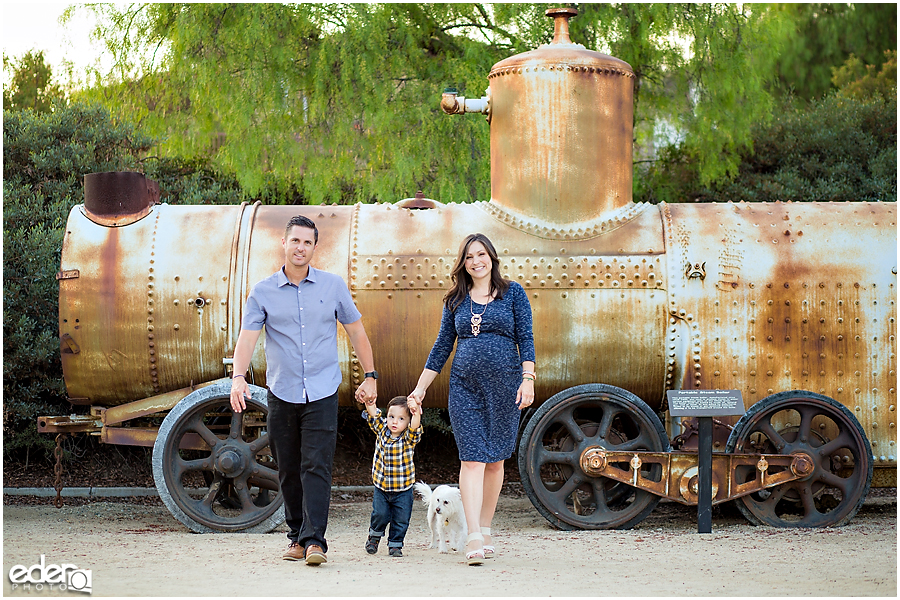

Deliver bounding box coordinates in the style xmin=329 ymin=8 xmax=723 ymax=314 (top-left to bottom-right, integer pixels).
xmin=414 ymin=481 xmax=467 ymax=553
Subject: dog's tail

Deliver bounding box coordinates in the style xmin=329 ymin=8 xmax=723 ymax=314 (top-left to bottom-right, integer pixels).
xmin=413 ymin=481 xmax=432 ymax=506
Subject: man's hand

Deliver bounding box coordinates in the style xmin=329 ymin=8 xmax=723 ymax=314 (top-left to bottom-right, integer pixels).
xmin=355 ymin=377 xmax=377 ymax=405
xmin=229 ymin=329 xmax=261 ymax=414
xmin=230 ymin=377 xmax=251 ymax=413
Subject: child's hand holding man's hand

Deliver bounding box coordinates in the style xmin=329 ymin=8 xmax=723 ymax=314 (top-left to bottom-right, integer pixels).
xmin=355 ymin=388 xmax=378 ymax=407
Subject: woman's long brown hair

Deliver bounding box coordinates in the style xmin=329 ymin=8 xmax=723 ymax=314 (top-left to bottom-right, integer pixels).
xmin=443 ymin=233 xmax=510 ymax=312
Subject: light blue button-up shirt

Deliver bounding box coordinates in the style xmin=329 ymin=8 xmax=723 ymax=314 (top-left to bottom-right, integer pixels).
xmin=242 ymin=266 xmax=362 ymax=403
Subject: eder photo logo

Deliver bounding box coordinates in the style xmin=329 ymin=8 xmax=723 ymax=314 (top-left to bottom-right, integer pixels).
xmin=8 ymin=555 xmax=92 ymax=594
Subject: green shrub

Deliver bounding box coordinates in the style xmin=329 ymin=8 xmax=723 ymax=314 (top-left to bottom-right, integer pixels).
xmin=717 ymin=93 xmax=896 ymax=203
xmin=2 ymin=50 xmax=66 ymax=113
xmin=3 ymin=104 xmax=152 ymax=458
xmin=2 ymin=103 xmax=246 ymax=459
xmin=141 ymin=156 xmax=246 ymax=206
xmin=637 ymin=92 xmax=896 ymax=204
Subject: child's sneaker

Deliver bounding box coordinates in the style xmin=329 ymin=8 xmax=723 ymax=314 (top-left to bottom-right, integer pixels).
xmin=365 ymin=536 xmax=379 ymax=555
xmin=389 ymin=547 xmax=402 ymax=557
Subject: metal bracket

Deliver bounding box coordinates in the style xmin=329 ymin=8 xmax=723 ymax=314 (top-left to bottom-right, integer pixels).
xmin=38 ymin=414 xmax=103 ymax=433
xmin=56 ymin=269 xmax=80 ymax=280
xmin=685 ymin=261 xmax=706 ymax=280
xmin=61 ymin=333 xmax=81 ymax=354
xmin=580 ymin=448 xmax=810 ymax=506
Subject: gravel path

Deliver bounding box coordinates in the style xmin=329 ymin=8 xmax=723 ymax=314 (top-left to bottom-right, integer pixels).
xmin=3 ymin=491 xmax=896 ymax=597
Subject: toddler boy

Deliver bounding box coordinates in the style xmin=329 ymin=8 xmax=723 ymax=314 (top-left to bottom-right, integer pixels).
xmin=362 ymin=396 xmax=423 ymax=557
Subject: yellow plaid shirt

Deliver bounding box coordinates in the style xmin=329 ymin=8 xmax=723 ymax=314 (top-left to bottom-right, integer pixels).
xmin=364 ymin=410 xmax=423 ymax=492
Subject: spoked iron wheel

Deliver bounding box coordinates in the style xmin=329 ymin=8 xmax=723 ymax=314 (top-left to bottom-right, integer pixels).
xmin=152 ymin=381 xmax=284 ymax=533
xmin=725 ymin=390 xmax=872 ymax=528
xmin=518 ymin=384 xmax=670 ymax=530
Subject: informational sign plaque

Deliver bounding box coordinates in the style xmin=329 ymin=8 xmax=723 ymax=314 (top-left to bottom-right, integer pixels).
xmin=666 ymin=389 xmax=744 ymax=417
xmin=665 ymin=389 xmax=744 ymax=535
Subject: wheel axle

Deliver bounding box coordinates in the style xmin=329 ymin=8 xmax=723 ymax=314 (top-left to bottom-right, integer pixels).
xmin=214 ymin=447 xmax=246 ymax=477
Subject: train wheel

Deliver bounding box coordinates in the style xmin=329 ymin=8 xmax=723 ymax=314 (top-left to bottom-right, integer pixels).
xmin=517 ymin=384 xmax=670 ymax=530
xmin=152 ymin=381 xmax=285 ymax=533
xmin=725 ymin=390 xmax=873 ymax=528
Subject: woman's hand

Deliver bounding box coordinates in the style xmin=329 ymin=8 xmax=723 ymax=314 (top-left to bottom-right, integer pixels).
xmin=516 ymin=378 xmax=534 ymax=410
xmin=408 ymin=369 xmax=436 ymax=413
xmin=407 ymin=388 xmax=425 ymax=413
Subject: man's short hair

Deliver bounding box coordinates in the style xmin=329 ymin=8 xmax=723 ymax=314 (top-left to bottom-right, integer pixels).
xmin=285 ymin=215 xmax=318 ymax=244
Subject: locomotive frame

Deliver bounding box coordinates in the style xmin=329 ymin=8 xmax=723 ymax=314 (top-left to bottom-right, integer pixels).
xmin=39 ymin=8 xmax=895 ymax=533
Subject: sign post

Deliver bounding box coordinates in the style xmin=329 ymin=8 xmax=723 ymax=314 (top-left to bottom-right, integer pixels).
xmin=666 ymin=389 xmax=744 ymax=534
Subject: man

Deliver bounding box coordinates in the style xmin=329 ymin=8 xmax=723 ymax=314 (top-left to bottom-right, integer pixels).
xmin=230 ymin=215 xmax=378 ymax=565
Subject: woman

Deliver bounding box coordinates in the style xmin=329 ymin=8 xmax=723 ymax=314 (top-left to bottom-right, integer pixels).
xmin=408 ymin=233 xmax=535 ymax=566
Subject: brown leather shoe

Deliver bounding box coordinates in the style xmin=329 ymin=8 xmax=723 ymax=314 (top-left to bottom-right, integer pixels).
xmin=305 ymin=544 xmax=327 ymax=565
xmin=282 ymin=541 xmax=304 ymax=561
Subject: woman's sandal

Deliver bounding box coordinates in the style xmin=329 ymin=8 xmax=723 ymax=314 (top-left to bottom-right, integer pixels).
xmin=465 ymin=532 xmax=485 ymax=566
xmin=481 ymin=527 xmax=495 ymax=558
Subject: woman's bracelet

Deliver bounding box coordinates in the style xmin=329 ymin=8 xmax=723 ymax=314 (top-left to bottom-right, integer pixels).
xmin=522 ymin=375 xmax=535 ymax=382
xmin=522 ymin=370 xmax=536 ymax=381
xmin=232 ymin=374 xmax=246 ymax=380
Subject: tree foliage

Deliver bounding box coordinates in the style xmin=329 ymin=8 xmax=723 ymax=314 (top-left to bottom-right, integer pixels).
xmin=73 ymin=3 xmax=792 ymax=200
xmin=3 ymin=50 xmax=66 ymax=112
xmin=638 ymin=52 xmax=897 ymax=205
xmin=75 ymin=3 xmax=494 ymax=203
xmin=770 ymin=3 xmax=896 ymax=101
xmin=832 ymin=49 xmax=897 ymax=101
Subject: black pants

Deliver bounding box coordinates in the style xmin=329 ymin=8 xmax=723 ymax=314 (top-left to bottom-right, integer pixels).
xmin=267 ymin=389 xmax=338 ymax=552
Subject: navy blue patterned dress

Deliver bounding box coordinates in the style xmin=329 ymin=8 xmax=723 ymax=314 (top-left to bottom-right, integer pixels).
xmin=425 ymin=281 xmax=535 ymax=463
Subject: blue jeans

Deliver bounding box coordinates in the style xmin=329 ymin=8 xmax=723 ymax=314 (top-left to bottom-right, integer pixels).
xmin=368 ymin=487 xmax=414 ymax=548
xmin=267 ymin=390 xmax=338 ymax=553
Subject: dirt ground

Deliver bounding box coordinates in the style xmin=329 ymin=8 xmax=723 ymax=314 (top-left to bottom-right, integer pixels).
xmin=3 ymin=488 xmax=896 ymax=597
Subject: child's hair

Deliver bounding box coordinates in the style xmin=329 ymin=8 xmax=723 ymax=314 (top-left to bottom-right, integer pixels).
xmin=387 ymin=396 xmax=411 ymax=417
